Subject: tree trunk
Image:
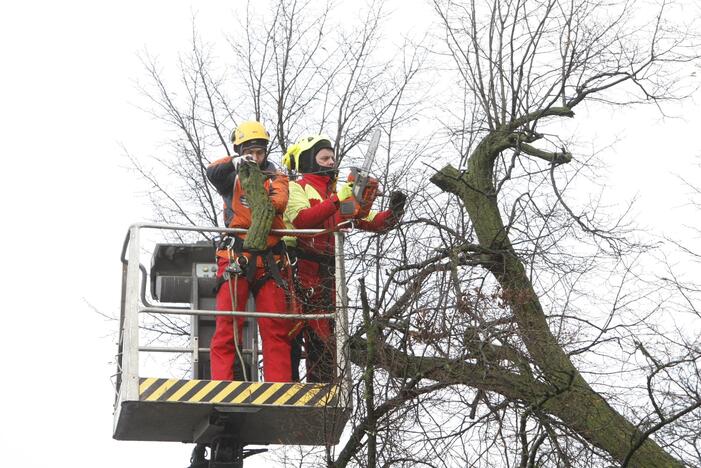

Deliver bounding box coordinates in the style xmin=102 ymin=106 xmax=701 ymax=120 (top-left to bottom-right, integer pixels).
xmin=429 ymin=134 xmax=681 ymax=467
xmin=238 ymin=162 xmax=274 ymax=251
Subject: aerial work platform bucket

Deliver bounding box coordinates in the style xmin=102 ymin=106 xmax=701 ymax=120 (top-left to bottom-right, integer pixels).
xmin=113 ymin=223 xmax=352 ymax=447
xmin=115 ymin=378 xmax=346 ymax=445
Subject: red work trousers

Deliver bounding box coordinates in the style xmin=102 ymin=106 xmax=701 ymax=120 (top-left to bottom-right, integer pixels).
xmin=210 ymin=256 xmax=294 ymax=382
xmin=291 ymin=257 xmax=336 ymax=382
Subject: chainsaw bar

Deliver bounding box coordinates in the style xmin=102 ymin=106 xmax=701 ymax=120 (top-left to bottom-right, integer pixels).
xmin=353 ymin=129 xmax=381 ymax=199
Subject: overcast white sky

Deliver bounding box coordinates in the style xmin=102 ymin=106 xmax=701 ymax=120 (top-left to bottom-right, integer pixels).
xmin=1 ymin=1 xmax=699 ymax=467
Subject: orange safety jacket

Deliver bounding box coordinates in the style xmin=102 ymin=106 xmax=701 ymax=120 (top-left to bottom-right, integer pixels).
xmin=207 ymin=156 xmax=289 ymax=261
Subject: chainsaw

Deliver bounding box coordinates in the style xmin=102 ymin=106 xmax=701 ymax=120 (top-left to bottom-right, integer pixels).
xmin=339 ymin=129 xmax=381 ymax=220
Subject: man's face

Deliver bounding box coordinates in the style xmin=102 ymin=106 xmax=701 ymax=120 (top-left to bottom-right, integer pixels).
xmin=315 ymin=148 xmax=336 ymax=168
xmin=243 ymin=147 xmax=267 ymax=165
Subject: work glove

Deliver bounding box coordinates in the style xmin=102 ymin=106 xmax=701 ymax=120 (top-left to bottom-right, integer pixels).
xmin=231 ymin=154 xmax=255 ymax=171
xmin=337 ymin=182 xmax=354 ymax=201
xmin=389 ymin=190 xmax=406 ymax=218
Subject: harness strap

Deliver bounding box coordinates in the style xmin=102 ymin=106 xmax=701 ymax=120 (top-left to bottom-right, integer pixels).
xmin=248 ymin=250 xmax=289 ymax=296
xmin=214 ymin=236 xmax=290 ymax=296
xmin=288 ymin=247 xmax=336 ymax=321
xmin=293 ymin=248 xmax=335 ymax=267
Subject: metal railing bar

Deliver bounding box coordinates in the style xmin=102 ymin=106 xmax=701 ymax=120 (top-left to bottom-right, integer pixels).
xmin=128 ymin=222 xmax=339 ymax=237
xmin=140 ymin=306 xmax=335 ymax=320
xmin=139 ymin=346 xmax=253 ymax=354
xmin=120 ymin=223 xmax=340 ymax=268
xmin=121 ymin=222 xmax=353 ymax=265
xmin=139 ymin=264 xmax=191 ymax=310
xmin=139 ymin=346 xmax=196 ymax=353
xmin=116 ymin=221 xmax=353 ymax=403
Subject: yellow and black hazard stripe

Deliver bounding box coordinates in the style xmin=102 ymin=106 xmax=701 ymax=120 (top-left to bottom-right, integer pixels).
xmin=139 ymin=378 xmax=339 ymax=407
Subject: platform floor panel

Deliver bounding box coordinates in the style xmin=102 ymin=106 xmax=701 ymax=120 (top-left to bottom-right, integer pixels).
xmin=114 ymin=378 xmax=349 ymax=445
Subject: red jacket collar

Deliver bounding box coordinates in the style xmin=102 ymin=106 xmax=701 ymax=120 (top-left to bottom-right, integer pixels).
xmin=299 ymin=173 xmax=334 ymax=195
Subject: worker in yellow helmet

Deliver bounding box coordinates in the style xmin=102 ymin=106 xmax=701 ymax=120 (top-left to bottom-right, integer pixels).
xmin=282 ymin=134 xmax=406 ymax=382
xmin=206 ymin=120 xmax=294 ymax=383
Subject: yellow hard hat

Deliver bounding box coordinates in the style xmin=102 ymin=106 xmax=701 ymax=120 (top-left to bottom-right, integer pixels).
xmin=231 ymin=121 xmax=270 ymax=153
xmin=282 ymin=134 xmax=333 ymax=172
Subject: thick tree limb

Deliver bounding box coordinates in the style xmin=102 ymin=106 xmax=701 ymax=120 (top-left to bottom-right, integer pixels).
xmin=519 ymin=143 xmax=572 ymax=164
xmin=429 ymin=158 xmax=682 ymax=467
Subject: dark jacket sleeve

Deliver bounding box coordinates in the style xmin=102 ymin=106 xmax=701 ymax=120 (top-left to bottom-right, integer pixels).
xmin=206 ymin=156 xmax=236 ymax=195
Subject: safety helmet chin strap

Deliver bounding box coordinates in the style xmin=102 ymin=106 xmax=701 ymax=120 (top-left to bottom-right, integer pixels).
xmin=316 ymin=166 xmax=338 ymax=178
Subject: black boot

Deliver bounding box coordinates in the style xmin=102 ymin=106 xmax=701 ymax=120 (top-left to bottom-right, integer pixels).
xmin=305 ymin=331 xmax=336 ymax=383
xmin=290 ymin=332 xmax=304 ymax=382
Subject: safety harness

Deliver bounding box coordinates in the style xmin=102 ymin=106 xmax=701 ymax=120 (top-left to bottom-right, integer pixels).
xmin=291 ymin=248 xmax=335 ymax=268
xmin=214 ymin=235 xmax=296 ymax=383
xmin=286 ymin=247 xmax=335 ymax=328
xmin=214 ymin=236 xmax=290 ymax=296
